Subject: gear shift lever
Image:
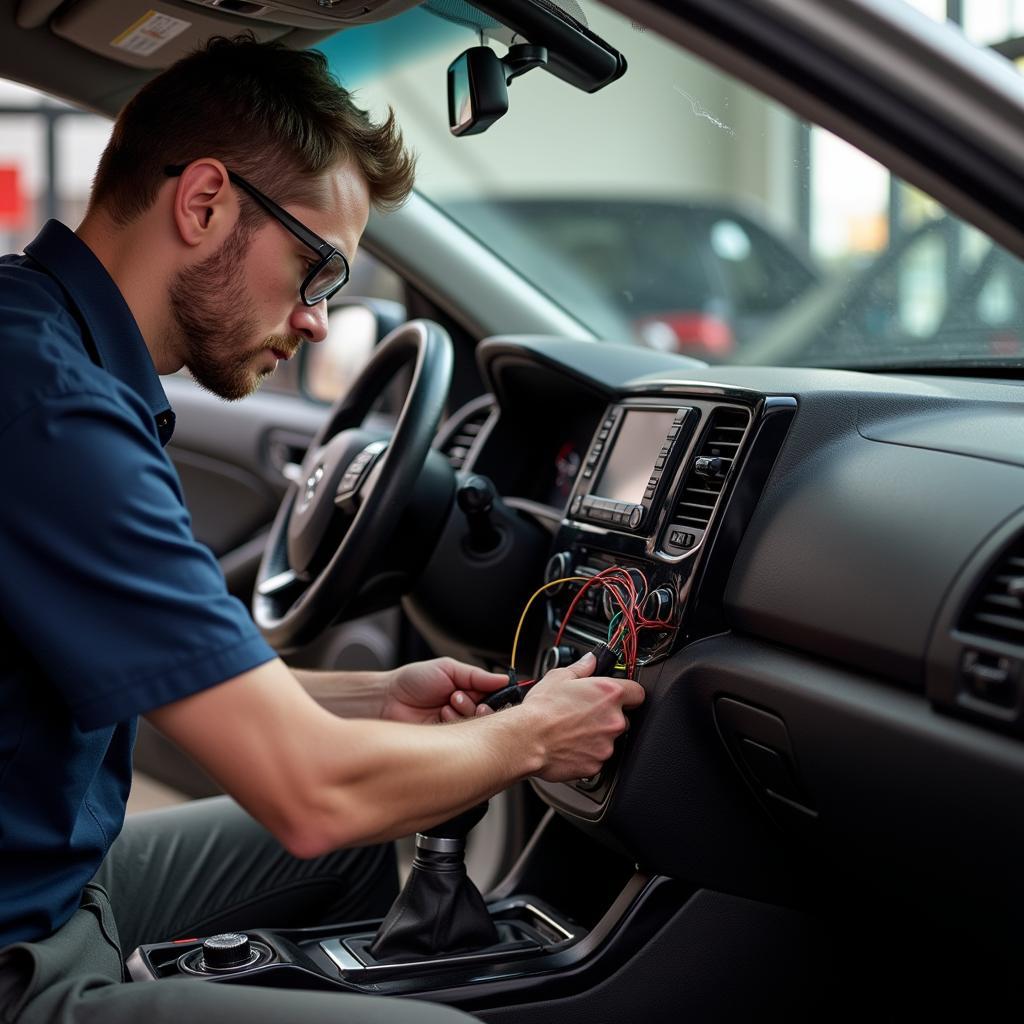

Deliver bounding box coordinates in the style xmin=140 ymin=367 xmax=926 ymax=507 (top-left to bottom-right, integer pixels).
xmin=369 ymin=801 xmax=499 ymax=960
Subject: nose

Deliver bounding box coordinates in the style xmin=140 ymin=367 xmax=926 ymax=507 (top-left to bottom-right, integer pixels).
xmin=289 ymin=299 xmax=329 ymax=344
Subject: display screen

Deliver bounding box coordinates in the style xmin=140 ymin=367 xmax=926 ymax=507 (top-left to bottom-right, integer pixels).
xmin=593 ymin=410 xmax=676 ymax=503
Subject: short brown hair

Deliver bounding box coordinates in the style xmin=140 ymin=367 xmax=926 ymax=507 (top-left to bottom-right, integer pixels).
xmin=90 ymin=34 xmax=415 ymax=224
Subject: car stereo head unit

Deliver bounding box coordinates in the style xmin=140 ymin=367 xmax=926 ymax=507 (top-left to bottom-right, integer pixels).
xmin=570 ymin=404 xmax=695 ymax=531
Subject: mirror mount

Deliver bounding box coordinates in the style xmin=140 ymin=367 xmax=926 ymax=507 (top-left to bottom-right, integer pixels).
xmin=501 ymin=42 xmax=548 ymax=84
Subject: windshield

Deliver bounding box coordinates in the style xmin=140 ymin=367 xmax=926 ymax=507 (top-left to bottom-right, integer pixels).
xmin=317 ymin=0 xmax=1024 ymax=371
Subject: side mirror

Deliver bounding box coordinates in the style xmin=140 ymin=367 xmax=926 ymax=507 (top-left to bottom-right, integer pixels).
xmin=302 ymin=297 xmax=406 ymax=404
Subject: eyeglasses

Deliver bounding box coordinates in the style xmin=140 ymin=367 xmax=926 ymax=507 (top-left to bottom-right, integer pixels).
xmin=165 ymin=163 xmax=350 ymax=306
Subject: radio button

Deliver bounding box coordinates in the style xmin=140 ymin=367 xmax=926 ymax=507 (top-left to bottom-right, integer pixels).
xmin=628 ymin=506 xmax=644 ymax=529
xmin=544 ymin=552 xmax=573 ymax=591
xmin=643 ymin=587 xmax=675 ymax=621
xmin=542 ymin=644 xmax=576 ymax=673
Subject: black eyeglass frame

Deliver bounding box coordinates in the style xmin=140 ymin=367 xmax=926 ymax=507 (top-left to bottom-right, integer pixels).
xmin=165 ymin=163 xmax=350 ymax=306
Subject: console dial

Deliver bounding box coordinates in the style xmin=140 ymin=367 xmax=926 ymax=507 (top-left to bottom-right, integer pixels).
xmin=642 ymin=587 xmax=675 ymax=623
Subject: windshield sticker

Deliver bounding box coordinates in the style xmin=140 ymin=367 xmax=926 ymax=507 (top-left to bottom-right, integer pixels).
xmin=673 ymin=85 xmax=735 ymax=136
xmin=111 ymin=11 xmax=190 ymax=57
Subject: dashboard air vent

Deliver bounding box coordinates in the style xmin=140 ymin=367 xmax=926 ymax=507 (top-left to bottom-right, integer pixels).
xmin=663 ymin=406 xmax=749 ymax=554
xmin=437 ymin=396 xmax=495 ymax=470
xmin=960 ymin=537 xmax=1024 ymax=647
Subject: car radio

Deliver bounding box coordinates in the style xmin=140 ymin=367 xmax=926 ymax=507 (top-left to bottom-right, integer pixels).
xmin=569 ymin=403 xmax=696 ymax=533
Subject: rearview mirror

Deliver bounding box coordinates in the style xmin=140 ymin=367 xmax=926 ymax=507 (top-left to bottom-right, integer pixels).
xmin=445 ymin=0 xmax=626 ymax=137
xmin=448 ymin=48 xmax=509 ymax=137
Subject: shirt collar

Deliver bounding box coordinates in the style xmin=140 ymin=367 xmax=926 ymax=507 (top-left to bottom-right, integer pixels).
xmin=25 ymin=220 xmax=175 ymax=446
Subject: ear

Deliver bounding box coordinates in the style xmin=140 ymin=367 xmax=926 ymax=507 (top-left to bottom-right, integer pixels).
xmin=168 ymin=159 xmax=238 ymax=249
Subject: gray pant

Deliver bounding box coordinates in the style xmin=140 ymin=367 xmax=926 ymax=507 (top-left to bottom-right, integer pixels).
xmin=0 ymin=797 xmax=477 ymax=1024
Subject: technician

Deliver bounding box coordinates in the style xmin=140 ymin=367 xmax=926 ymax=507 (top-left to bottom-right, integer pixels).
xmin=0 ymin=34 xmax=642 ymax=1024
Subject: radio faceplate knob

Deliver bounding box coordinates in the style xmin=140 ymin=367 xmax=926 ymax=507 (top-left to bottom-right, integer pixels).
xmin=541 ymin=645 xmax=575 ymax=674
xmin=544 ymin=551 xmax=573 ymax=593
xmin=642 ymin=587 xmax=675 ymax=623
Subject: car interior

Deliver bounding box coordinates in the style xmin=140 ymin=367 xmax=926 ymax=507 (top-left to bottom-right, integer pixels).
xmin=3 ymin=0 xmax=1024 ymax=1018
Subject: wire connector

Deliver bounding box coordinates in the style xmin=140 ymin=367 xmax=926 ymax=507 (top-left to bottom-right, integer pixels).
xmin=483 ymin=670 xmax=527 ymax=712
xmin=591 ymin=642 xmax=620 ymax=677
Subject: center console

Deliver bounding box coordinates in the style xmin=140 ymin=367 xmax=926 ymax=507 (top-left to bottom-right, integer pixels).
xmin=124 ymin=810 xmax=687 ymax=1009
xmin=529 ymin=397 xmax=754 ymax=805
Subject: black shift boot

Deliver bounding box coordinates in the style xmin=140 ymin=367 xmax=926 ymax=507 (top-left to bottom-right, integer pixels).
xmin=369 ymin=802 xmax=499 ymax=959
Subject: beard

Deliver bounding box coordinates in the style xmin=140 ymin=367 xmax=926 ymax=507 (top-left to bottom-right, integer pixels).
xmin=168 ymin=222 xmax=300 ymax=401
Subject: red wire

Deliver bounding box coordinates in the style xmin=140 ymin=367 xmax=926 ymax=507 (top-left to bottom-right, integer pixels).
xmin=552 ymin=566 xmax=648 ymax=677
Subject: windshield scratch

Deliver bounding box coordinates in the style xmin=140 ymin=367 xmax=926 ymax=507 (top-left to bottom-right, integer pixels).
xmin=673 ymin=85 xmax=735 ymax=135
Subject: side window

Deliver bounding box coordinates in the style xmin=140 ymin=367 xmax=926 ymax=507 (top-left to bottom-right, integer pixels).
xmin=0 ymin=79 xmax=110 ymax=253
xmin=894 ymin=231 xmax=948 ymax=338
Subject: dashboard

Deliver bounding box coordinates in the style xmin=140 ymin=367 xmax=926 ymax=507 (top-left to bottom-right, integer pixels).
xmin=413 ymin=335 xmax=1024 ymax=947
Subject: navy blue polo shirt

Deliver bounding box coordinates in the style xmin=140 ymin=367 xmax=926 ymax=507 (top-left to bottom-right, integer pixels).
xmin=0 ymin=221 xmax=277 ymax=947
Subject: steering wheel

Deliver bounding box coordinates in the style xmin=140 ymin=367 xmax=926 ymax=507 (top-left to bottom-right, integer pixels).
xmin=253 ymin=319 xmax=453 ymax=650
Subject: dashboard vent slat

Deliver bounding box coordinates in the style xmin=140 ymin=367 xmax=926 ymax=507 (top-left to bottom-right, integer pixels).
xmin=974 ymin=613 xmax=1024 ymax=636
xmin=663 ymin=406 xmax=750 ymax=551
xmin=437 ymin=398 xmax=495 ymax=471
xmin=960 ymin=538 xmax=1024 ymax=647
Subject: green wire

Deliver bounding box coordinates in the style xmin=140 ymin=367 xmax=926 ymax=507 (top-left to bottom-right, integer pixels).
xmin=607 ymin=611 xmax=622 ymax=644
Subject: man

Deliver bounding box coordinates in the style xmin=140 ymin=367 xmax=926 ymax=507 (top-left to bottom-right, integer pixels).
xmin=0 ymin=35 xmax=643 ymax=1024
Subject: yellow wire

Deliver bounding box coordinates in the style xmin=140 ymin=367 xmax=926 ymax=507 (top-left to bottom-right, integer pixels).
xmin=510 ymin=576 xmax=590 ymax=672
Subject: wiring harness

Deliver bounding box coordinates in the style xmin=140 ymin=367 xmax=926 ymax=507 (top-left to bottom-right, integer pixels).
xmin=512 ymin=565 xmax=673 ymax=681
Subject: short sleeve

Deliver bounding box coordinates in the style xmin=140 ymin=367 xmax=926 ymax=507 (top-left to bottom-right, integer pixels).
xmin=0 ymin=391 xmax=276 ymax=730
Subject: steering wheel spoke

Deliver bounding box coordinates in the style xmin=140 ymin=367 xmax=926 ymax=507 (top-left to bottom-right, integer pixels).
xmin=334 ymin=439 xmax=389 ymax=512
xmin=255 ymin=568 xmax=301 ymax=598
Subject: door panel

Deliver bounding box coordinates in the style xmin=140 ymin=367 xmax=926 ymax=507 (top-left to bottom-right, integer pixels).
xmin=163 ymin=374 xmax=327 ymax=547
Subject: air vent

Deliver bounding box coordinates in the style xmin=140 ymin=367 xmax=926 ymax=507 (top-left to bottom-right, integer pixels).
xmin=436 ymin=396 xmax=495 ymax=471
xmin=663 ymin=406 xmax=749 ymax=554
xmin=960 ymin=537 xmax=1024 ymax=647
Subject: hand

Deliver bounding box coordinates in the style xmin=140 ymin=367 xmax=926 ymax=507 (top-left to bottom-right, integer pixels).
xmin=517 ymin=652 xmax=645 ymax=782
xmin=380 ymin=657 xmax=509 ymax=725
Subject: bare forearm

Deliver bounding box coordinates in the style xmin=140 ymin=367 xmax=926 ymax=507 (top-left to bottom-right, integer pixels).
xmin=146 ymin=661 xmax=542 ymax=857
xmin=294 ymin=709 xmax=542 ymax=854
xmin=147 ymin=656 xmax=640 ymax=859
xmin=291 ymin=666 xmax=388 ymax=718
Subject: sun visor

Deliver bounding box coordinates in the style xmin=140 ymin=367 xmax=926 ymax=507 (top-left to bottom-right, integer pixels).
xmin=47 ymin=0 xmax=423 ymax=70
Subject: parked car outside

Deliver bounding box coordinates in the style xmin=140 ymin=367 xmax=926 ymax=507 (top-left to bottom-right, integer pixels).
xmin=445 ymin=197 xmax=821 ymax=359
